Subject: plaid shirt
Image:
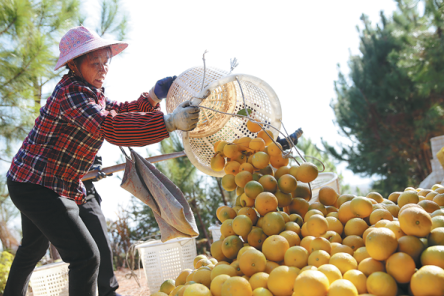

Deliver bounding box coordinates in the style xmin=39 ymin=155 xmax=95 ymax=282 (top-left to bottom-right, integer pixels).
xmin=7 ymin=74 xmax=169 ymax=204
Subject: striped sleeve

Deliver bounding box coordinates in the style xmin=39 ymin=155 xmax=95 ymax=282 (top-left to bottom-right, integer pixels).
xmin=105 ymin=92 xmax=160 ymax=113
xmin=100 ymin=110 xmax=169 ymax=147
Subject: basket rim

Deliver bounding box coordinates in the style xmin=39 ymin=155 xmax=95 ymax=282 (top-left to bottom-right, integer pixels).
xmin=135 ymin=236 xmax=196 ymax=249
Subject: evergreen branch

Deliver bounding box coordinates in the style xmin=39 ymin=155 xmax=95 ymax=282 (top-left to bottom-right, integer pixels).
xmin=0 ymin=17 xmax=17 ymax=36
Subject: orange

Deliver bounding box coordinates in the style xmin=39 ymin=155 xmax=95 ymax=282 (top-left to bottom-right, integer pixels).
xmin=230 ymin=260 xmax=243 ymax=276
xmin=353 ymin=247 xmax=370 ymax=264
xmin=287 ymin=197 xmax=309 ymax=218
xmin=304 ymin=209 xmax=324 ymax=221
xmin=232 ymin=215 xmax=253 ymax=237
xmin=234 ymin=171 xmax=253 ymax=188
xmin=308 ymin=250 xmax=330 ymax=267
xmin=237 ymin=207 xmax=258 ymax=225
xmin=433 ymin=193 xmax=444 ymax=206
xmin=388 ymin=191 xmax=401 ymax=203
xmin=221 ymin=235 xmax=243 ymax=260
xmin=247 ymin=227 xmax=267 ymax=249
xmin=318 ymin=186 xmax=339 ymax=206
xmin=426 ymin=191 xmax=439 ymax=201
xmin=251 ymin=151 xmax=269 ymax=169
xmin=279 ymin=211 xmax=291 ymax=223
xmin=317 ymin=264 xmax=342 ymax=285
xmin=331 ymin=244 xmax=354 ymax=256
xmin=397 ymin=235 xmax=426 ymax=264
xmin=289 ymin=213 xmax=304 ymax=226
xmin=220 ymin=219 xmax=235 ymax=238
xmin=261 ymin=212 xmax=286 ymax=236
xmin=306 ymin=215 xmax=329 ymax=237
xmin=350 ymin=197 xmax=373 ymax=218
xmin=277 ymin=174 xmax=297 ymax=194
xmin=329 ymin=252 xmax=358 ymax=274
xmin=398 ymin=203 xmax=423 ymax=215
xmin=217 ymin=206 xmax=237 ymax=223
xmin=292 ymin=182 xmax=311 ymax=200
xmin=264 ymin=260 xmax=279 ymax=274
xmin=284 ymin=246 xmax=308 ymax=268
xmin=196 ymin=258 xmax=212 ymax=269
xmin=321 ymin=230 xmax=342 ymax=244
xmin=326 ymin=216 xmax=343 ymax=235
xmin=300 ymin=236 xmax=315 ymax=251
xmin=262 ymin=235 xmax=289 ymax=262
xmin=239 ymin=162 xmax=254 ymax=174
xmin=369 ymin=209 xmax=393 ymax=225
xmin=221 ymin=174 xmax=237 ymax=191
xmin=211 ymin=264 xmax=237 ymax=281
xmin=176 ymin=269 xmax=193 ymax=286
xmin=247 ymin=119 xmax=262 ymax=133
xmin=429 ymin=227 xmax=444 ymax=246
xmin=220 ymin=276 xmax=252 ymax=296
xmin=210 ymin=274 xmax=230 ymax=296
xmin=328 ymin=279 xmax=358 ymax=296
xmin=254 ymin=192 xmax=278 ymax=216
xmin=244 ymin=181 xmax=264 ymax=199
xmin=259 ymin=164 xmax=274 ymax=176
xmin=431 ymin=208 xmax=444 ymax=218
xmin=267 ymin=142 xmax=283 ymax=157
xmin=365 ymin=227 xmax=398 ymax=261
xmin=224 ymin=161 xmax=241 ymax=176
xmin=366 ymin=271 xmax=397 ymax=296
xmin=274 ymin=166 xmax=290 ymax=180
xmin=237 ymin=136 xmax=252 ymax=151
xmin=240 ymin=193 xmax=255 ymax=207
xmin=233 ymin=153 xmax=247 ymax=164
xmin=419 ymin=200 xmax=441 ymax=213
xmin=398 ymin=207 xmax=432 ymax=237
xmin=248 ymin=272 xmax=268 ymax=290
xmin=280 ymin=229 xmax=301 ymax=247
xmin=239 ymin=248 xmax=266 ymax=276
xmin=384 ymin=204 xmax=400 ymax=218
xmin=326 ymin=206 xmax=339 ymax=214
xmin=267 ymin=266 xmax=299 ymax=296
xmin=343 ymin=270 xmax=367 ymax=294
xmin=432 ymin=216 xmax=444 ymax=229
xmin=342 ymin=235 xmax=365 ymax=251
xmin=358 ymin=257 xmax=385 ymax=277
xmin=295 ymin=162 xmax=318 ymax=183
xmin=292 ymin=270 xmax=329 ymax=296
xmin=384 ymin=221 xmax=405 ymax=239
xmin=193 ymin=267 xmax=213 ymax=287
xmin=344 ymin=218 xmax=369 ymax=237
xmin=338 ymin=201 xmax=358 ymax=225
xmin=258 ymin=175 xmax=278 ymax=193
xmin=385 ymin=252 xmax=415 ymax=284
xmin=309 ymin=237 xmax=331 ymax=254
xmin=288 ymin=165 xmax=299 ymax=179
xmin=285 ymin=221 xmax=301 ymax=235
xmin=397 ymin=190 xmax=420 ymax=208
xmin=194 ymin=255 xmax=208 ymax=268
xmin=224 ymin=143 xmax=240 ymax=159
xmin=374 ymin=219 xmax=391 ymax=228
xmin=258 ymin=129 xmax=274 ymax=146
xmin=275 ymin=190 xmax=292 ymax=207
xmin=308 ymin=202 xmax=328 ymax=216
xmin=211 ymin=240 xmax=229 ymax=262
xmin=269 ymin=153 xmax=289 ymax=169
xmin=410 ymin=265 xmax=444 ymax=296
xmin=211 ymin=154 xmax=226 ymax=171
xmin=421 ymin=245 xmax=444 ymax=269
xmin=236 ymin=186 xmax=244 ymax=196
xmin=183 ymin=283 xmax=212 ymax=296
xmin=367 ymin=192 xmax=384 ymax=203
xmin=249 ymin=137 xmax=266 ymax=152
xmin=337 ymin=194 xmax=356 ymax=208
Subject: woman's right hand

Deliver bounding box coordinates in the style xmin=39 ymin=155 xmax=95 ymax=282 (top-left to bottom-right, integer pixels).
xmin=164 ymin=101 xmax=200 ymax=132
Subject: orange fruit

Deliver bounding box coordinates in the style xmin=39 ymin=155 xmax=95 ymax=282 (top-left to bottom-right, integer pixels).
xmin=224 ymin=143 xmax=240 ymax=159
xmin=211 ymin=239 xmax=229 ymax=262
xmin=398 ymin=207 xmax=432 ymax=237
xmin=211 ymin=154 xmax=226 ymax=171
xmin=309 ymin=237 xmax=331 ymax=254
xmin=369 ymin=209 xmax=393 ymax=225
xmin=183 ymin=283 xmax=212 ymax=295
xmin=308 ymin=202 xmax=327 ymax=216
xmin=237 ymin=207 xmax=258 ymax=225
xmin=321 ymin=230 xmax=342 ymax=244
xmin=397 ymin=235 xmax=426 ymax=264
xmin=300 ymin=236 xmax=315 ymax=252
xmin=176 ymin=269 xmax=193 ymax=286
xmin=421 ymin=245 xmax=444 ymax=269
xmin=224 ymin=161 xmax=241 ymax=176
xmin=248 ymin=272 xmax=268 ymax=290
xmin=262 ymin=235 xmax=289 ymax=262
xmin=433 ymin=193 xmax=444 ymax=206
xmin=259 ymin=164 xmax=274 ymax=176
xmin=410 ymin=265 xmax=444 ymax=296
xmin=306 ymin=215 xmax=329 ymax=237
xmin=353 ymin=247 xmax=370 ymax=264
xmin=295 ymin=162 xmax=318 ymax=183
xmin=220 ymin=276 xmax=252 ymax=296
xmin=233 ymin=153 xmax=247 ymax=164
xmin=429 ymin=227 xmax=444 ymax=246
xmin=237 ymin=137 xmax=252 ymax=151
xmin=343 ymin=270 xmax=367 ymax=294
xmin=247 ymin=120 xmax=262 ymax=133
xmin=350 ymin=197 xmax=373 ymax=218
xmin=418 ymin=200 xmax=441 ymax=213
xmin=279 ymin=230 xmax=300 ymax=247
xmin=234 ymin=171 xmax=253 ymax=188
xmin=384 ymin=204 xmax=400 ymax=218
xmin=293 ymin=270 xmax=329 ymax=296
xmin=318 ymin=186 xmax=339 ymax=206
xmin=277 ymin=174 xmax=297 ymax=194
xmin=239 ymin=162 xmax=254 ymax=174
xmin=398 ymin=190 xmax=420 ymax=208
xmin=287 ymin=197 xmax=309 ymax=218
xmin=366 ymin=272 xmax=397 ymax=296
xmin=210 ymin=264 xmax=237 ymax=281
xmin=329 ymin=252 xmax=358 ymax=274
xmin=385 ymin=252 xmax=415 ymax=284
xmin=267 ymin=142 xmax=283 ymax=157
xmin=344 ymin=218 xmax=369 ymax=237
xmin=285 ymin=221 xmax=301 ymax=234
xmin=367 ymin=192 xmax=384 ymax=203
xmin=264 ymin=260 xmax=279 ymax=274
xmin=304 ymin=209 xmax=324 ymax=221
xmin=328 ymin=279 xmax=358 ymax=296
xmin=232 ymin=215 xmax=253 ymax=237
xmin=247 ymin=227 xmax=267 ymax=249
xmin=269 ymin=153 xmax=289 ymax=169
xmin=358 ymin=257 xmax=385 ymax=277
xmin=244 ymin=181 xmax=264 ymax=199
xmin=284 ymin=246 xmax=308 ymax=268
xmin=308 ymin=250 xmax=330 ymax=267
xmin=274 ymin=166 xmax=290 ymax=180
xmin=261 ymin=212 xmax=285 ymax=236
xmin=331 ymin=244 xmax=354 ymax=256
xmin=210 ymin=274 xmax=230 ymax=296
xmin=338 ymin=201 xmax=358 ymax=225
xmin=255 ymin=192 xmax=278 ymax=216
xmin=221 ymin=174 xmax=237 ymax=191
xmin=240 ymin=193 xmax=255 ymax=207
xmin=426 ymin=191 xmax=439 ymax=201
xmin=267 ymin=266 xmax=299 ymax=296
xmin=239 ymin=248 xmax=266 ymax=276
xmin=230 ymin=260 xmax=243 ymax=276
xmin=432 ymin=216 xmax=444 ymax=230
xmin=326 ymin=216 xmax=344 ymax=235
xmin=337 ymin=194 xmax=356 ymax=208
xmin=221 ymin=235 xmax=243 ymax=260
xmin=317 ymin=264 xmax=342 ymax=285
xmin=384 ymin=221 xmax=405 ymax=239
xmin=275 ymin=190 xmax=292 ymax=207
xmin=388 ymin=191 xmax=401 ymax=203
xmin=342 ymin=235 xmax=365 ymax=251
xmin=249 ymin=138 xmax=266 ymax=152
xmin=217 ymin=206 xmax=237 ymax=223
xmin=292 ymin=182 xmax=312 ymax=200
xmin=258 ymin=175 xmax=278 ymax=193
xmin=258 ymin=129 xmax=274 ymax=145
xmin=251 ymin=151 xmax=269 ymax=169
xmin=279 ymin=211 xmax=291 ymax=223
xmin=365 ymin=227 xmax=398 ymax=261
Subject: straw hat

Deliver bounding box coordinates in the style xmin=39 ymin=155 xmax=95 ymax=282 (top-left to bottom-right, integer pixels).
xmin=54 ymin=26 xmax=128 ymax=70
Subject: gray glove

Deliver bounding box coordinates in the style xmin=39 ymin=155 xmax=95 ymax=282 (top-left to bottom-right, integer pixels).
xmin=164 ymin=101 xmax=200 ymax=132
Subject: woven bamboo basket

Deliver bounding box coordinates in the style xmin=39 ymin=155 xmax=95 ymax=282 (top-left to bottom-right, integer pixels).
xmin=166 ymin=66 xmax=282 ymax=177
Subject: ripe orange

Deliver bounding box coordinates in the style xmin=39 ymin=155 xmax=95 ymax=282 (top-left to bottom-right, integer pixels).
xmin=306 ymin=215 xmax=329 ymax=237
xmin=232 ymin=215 xmax=253 ymax=237
xmin=287 ymin=197 xmax=309 ymax=218
xmin=338 ymin=201 xmax=358 ymax=225
xmin=221 ymin=235 xmax=243 ymax=260
xmin=397 ymin=190 xmax=420 ymax=208
xmin=224 ymin=161 xmax=240 ymax=176
xmin=239 ymin=248 xmax=267 ymax=276
xmin=309 ymin=237 xmax=331 ymax=254
xmin=369 ymin=209 xmax=393 ymax=225
xmin=388 ymin=191 xmax=401 ymax=203
xmin=433 ymin=193 xmax=444 ymax=206
xmin=366 ymin=272 xmax=397 ymax=296
xmin=247 ymin=120 xmax=262 ymax=133
xmin=237 ymin=137 xmax=252 ymax=151
xmin=321 ymin=230 xmax=342 ymax=244
xmin=308 ymin=250 xmax=330 ymax=267
xmin=295 ymin=162 xmax=318 ymax=183
xmin=326 ymin=216 xmax=343 ymax=235
xmin=365 ymin=227 xmax=398 ymax=261
xmin=429 ymin=228 xmax=444 ymax=246
xmin=248 ymin=272 xmax=268 ymax=291
xmin=329 ymin=252 xmax=358 ymax=274
xmin=220 ymin=276 xmax=252 ymax=296
xmin=331 ymin=244 xmax=354 ymax=256
xmin=269 ymin=154 xmax=289 ymax=169
xmin=277 ymin=174 xmax=297 ymax=194
xmin=261 ymin=212 xmax=286 ymax=236
xmin=358 ymin=257 xmax=385 ymax=277
xmin=398 ymin=207 xmax=432 ymax=237
xmin=317 ymin=264 xmax=342 ymax=285
xmin=318 ymin=186 xmax=339 ymax=206
xmin=267 ymin=142 xmax=283 ymax=157
xmin=342 ymin=235 xmax=365 ymax=251
xmin=397 ymin=235 xmax=426 ymax=264
xmin=251 ymin=151 xmax=269 ymax=169
xmin=275 ymin=190 xmax=292 ymax=207
xmin=258 ymin=175 xmax=278 ymax=193
xmin=385 ymin=252 xmax=415 ymax=284
xmin=224 ymin=143 xmax=240 ymax=159
xmin=211 ymin=240 xmax=229 ymax=262
xmin=267 ymin=266 xmax=299 ymax=296
xmin=284 ymin=246 xmax=308 ymax=268
xmin=258 ymin=129 xmax=274 ymax=146
xmin=239 ymin=162 xmax=254 ymax=174
xmin=240 ymin=193 xmax=255 ymax=207
xmin=353 ymin=247 xmax=370 ymax=264
xmin=328 ymin=279 xmax=358 ymax=296
xmin=262 ymin=235 xmax=289 ymax=262
xmin=367 ymin=192 xmax=384 ymax=203
xmin=221 ymin=174 xmax=236 ymax=191
xmin=343 ymin=270 xmax=367 ymax=294
xmin=421 ymin=245 xmax=444 ymax=269
xmin=255 ymin=192 xmax=278 ymax=216
xmin=274 ymin=166 xmax=290 ymax=180
xmin=344 ymin=218 xmax=369 ymax=237
xmin=410 ymin=265 xmax=444 ymax=296
xmin=350 ymin=197 xmax=373 ymax=218
xmin=244 ymin=181 xmax=264 ymax=199
xmin=217 ymin=206 xmax=237 ymax=223
xmin=293 ymin=270 xmax=329 ymax=296
xmin=211 ymin=154 xmax=226 ymax=172
xmin=279 ymin=230 xmax=301 ymax=247
xmin=249 ymin=138 xmax=266 ymax=152
xmin=292 ymin=182 xmax=312 ymax=200
xmin=308 ymin=202 xmax=328 ymax=216
xmin=234 ymin=171 xmax=253 ymax=188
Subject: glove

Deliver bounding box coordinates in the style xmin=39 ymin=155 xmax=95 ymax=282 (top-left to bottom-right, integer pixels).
xmin=149 ymin=76 xmax=177 ymax=104
xmin=164 ymin=101 xmax=200 ymax=132
xmin=277 ymin=128 xmax=303 ymax=150
xmin=90 ymin=163 xmax=113 ymax=182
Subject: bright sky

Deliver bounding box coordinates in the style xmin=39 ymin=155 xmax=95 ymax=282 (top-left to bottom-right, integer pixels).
xmin=3 ymin=1 xmax=400 ymax=224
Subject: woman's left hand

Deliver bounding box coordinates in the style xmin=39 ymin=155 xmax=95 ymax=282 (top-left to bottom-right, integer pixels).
xmin=154 ymin=76 xmax=177 ymax=99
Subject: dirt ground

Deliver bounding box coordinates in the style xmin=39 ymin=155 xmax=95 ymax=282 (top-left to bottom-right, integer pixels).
xmin=115 ymin=268 xmax=151 ymax=295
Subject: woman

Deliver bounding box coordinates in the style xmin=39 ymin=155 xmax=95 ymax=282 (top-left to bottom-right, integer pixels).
xmin=4 ymin=26 xmax=199 ymax=296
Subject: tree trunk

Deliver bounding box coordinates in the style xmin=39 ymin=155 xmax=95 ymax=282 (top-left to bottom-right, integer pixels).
xmin=192 ymin=199 xmax=211 ymax=250
xmin=215 ymin=178 xmax=228 ymax=206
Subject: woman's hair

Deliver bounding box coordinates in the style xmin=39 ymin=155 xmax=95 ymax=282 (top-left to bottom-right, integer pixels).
xmin=65 ymin=46 xmax=112 ymax=73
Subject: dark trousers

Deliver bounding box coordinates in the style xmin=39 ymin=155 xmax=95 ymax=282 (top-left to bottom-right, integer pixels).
xmin=4 ymin=179 xmax=99 ymax=296
xmin=79 ymin=194 xmax=119 ymax=295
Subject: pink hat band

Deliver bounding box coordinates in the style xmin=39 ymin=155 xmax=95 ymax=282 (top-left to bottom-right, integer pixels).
xmin=54 ymin=26 xmax=128 ymax=70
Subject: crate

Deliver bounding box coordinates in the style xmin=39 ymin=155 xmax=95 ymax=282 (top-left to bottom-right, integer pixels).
xmin=28 ymin=262 xmax=69 ymax=296
xmin=310 ymin=172 xmax=340 ymax=201
xmin=208 ymin=225 xmax=222 ymax=243
xmin=135 ymin=237 xmax=197 ymax=292
xmin=431 ymin=135 xmax=444 ymax=157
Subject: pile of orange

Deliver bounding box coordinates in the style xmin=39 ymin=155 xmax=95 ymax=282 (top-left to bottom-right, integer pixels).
xmin=152 ymin=126 xmax=444 ymax=296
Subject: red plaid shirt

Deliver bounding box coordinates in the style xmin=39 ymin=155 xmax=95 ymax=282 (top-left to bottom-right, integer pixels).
xmin=7 ymin=74 xmax=169 ymax=204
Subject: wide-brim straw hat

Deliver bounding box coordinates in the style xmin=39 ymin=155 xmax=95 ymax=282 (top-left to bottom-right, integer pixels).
xmin=54 ymin=26 xmax=128 ymax=70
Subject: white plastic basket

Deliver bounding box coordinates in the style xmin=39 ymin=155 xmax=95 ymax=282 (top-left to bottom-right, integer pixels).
xmin=135 ymin=237 xmax=197 ymax=292
xmin=208 ymin=225 xmax=222 ymax=243
xmin=309 ymin=172 xmax=340 ymax=204
xmin=28 ymin=262 xmax=69 ymax=296
xmin=431 ymin=136 xmax=444 ymax=157
xmin=431 ymin=158 xmax=444 ymax=181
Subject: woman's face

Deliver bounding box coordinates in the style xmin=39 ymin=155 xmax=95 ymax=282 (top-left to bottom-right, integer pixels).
xmin=79 ymin=48 xmax=111 ymax=88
